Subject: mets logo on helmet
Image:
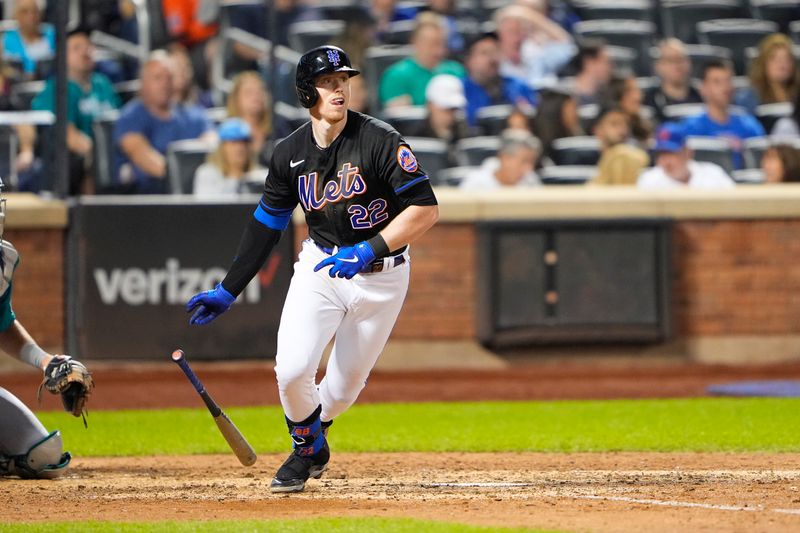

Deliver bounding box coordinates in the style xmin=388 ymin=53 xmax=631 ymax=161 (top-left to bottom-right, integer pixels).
xmin=327 ymin=49 xmax=341 ymax=66
xmin=396 ymin=145 xmax=418 ymax=173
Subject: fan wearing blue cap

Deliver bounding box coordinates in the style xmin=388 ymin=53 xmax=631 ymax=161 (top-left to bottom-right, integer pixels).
xmin=193 ymin=118 xmax=265 ymax=197
xmin=637 ymin=123 xmax=735 ymax=189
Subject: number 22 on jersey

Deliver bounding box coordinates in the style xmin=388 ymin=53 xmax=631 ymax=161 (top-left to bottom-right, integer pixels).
xmin=348 ymin=198 xmax=388 ymax=229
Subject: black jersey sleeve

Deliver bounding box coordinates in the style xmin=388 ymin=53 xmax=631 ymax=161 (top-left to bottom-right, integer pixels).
xmin=219 ymin=146 xmax=298 ymax=297
xmin=375 ymin=130 xmax=438 ymax=208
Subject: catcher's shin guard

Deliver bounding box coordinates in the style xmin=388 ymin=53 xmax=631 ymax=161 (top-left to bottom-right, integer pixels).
xmin=270 ymin=405 xmax=329 ymax=493
xmin=7 ymin=430 xmax=71 ymax=479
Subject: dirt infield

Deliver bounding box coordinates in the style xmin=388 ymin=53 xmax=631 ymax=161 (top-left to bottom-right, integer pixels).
xmin=3 ymin=360 xmax=800 ymax=531
xmin=4 ymin=452 xmax=799 ymax=532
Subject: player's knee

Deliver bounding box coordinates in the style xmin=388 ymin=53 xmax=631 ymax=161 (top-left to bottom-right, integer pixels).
xmin=325 ymin=377 xmax=366 ymax=408
xmin=7 ymin=430 xmax=71 ymax=479
xmin=274 ymin=361 xmax=316 ymax=391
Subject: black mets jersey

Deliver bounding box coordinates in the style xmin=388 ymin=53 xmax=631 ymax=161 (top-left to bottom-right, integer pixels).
xmin=258 ymin=110 xmax=438 ymax=251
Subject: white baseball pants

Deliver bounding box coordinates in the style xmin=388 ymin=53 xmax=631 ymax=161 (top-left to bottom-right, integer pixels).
xmin=274 ymin=239 xmax=410 ymax=423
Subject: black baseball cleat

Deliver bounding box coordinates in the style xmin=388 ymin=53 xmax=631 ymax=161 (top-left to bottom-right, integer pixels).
xmin=269 ymin=441 xmax=330 ymax=493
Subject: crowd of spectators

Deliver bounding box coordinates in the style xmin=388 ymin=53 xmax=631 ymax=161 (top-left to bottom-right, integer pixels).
xmin=1 ymin=0 xmax=800 ymax=197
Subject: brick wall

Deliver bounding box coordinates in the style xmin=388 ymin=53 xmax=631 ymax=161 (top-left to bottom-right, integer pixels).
xmin=672 ymin=219 xmax=800 ymax=337
xmin=393 ymin=224 xmax=475 ymax=339
xmin=11 ymin=218 xmax=794 ymax=353
xmin=294 ymin=219 xmax=800 ymax=341
xmin=293 ymin=222 xmax=476 ymax=339
xmin=4 ymin=229 xmax=64 ymax=351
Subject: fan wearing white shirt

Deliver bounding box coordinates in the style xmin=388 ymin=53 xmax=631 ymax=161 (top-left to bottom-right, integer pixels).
xmin=460 ymin=129 xmax=542 ymax=190
xmin=638 ymin=123 xmax=735 ymax=190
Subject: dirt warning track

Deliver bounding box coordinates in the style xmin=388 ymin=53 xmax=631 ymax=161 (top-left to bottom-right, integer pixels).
xmin=3 ymin=453 xmax=799 ymax=532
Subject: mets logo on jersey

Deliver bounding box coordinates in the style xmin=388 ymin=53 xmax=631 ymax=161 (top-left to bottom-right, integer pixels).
xmin=327 ymin=49 xmax=341 ymax=66
xmin=396 ymin=146 xmax=418 ymax=173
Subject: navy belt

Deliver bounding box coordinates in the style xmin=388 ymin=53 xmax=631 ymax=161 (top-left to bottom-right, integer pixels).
xmin=314 ymin=241 xmax=406 ymax=273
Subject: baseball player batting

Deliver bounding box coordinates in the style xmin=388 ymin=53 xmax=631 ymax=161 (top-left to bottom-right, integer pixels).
xmin=0 ymin=179 xmax=94 ymax=479
xmin=186 ymin=45 xmax=439 ymax=493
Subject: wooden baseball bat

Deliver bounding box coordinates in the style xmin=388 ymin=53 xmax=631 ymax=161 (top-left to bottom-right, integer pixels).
xmin=171 ymin=349 xmax=257 ymax=466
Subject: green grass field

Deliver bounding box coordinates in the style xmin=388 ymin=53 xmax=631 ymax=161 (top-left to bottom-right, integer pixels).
xmin=7 ymin=398 xmax=798 ymax=532
xmin=36 ymin=398 xmax=800 ymax=456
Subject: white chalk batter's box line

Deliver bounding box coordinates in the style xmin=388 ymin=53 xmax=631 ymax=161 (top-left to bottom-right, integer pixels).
xmin=423 ymin=483 xmax=800 ymax=516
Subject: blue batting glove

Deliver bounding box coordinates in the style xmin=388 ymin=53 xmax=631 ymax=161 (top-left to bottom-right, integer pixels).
xmin=314 ymin=241 xmax=376 ymax=279
xmin=186 ymin=283 xmax=236 ymax=325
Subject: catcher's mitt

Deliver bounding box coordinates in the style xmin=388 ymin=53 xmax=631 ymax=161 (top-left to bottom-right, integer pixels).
xmin=38 ymin=355 xmax=94 ymax=427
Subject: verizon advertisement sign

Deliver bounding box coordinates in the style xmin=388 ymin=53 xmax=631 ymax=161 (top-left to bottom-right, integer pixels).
xmin=67 ymin=199 xmax=292 ymax=360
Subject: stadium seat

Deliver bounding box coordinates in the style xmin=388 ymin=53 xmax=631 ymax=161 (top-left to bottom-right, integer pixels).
xmin=606 ymin=45 xmax=639 ymax=77
xmin=749 ymin=0 xmax=800 ymax=34
xmin=550 ymin=136 xmax=602 ymax=166
xmin=437 ymin=166 xmax=478 ymax=187
xmin=660 ymin=0 xmax=744 ymax=44
xmin=456 ymin=136 xmax=501 ymax=167
xmin=573 ymin=0 xmax=655 ymax=22
xmin=11 ymin=81 xmax=44 ymax=111
xmin=0 ymin=127 xmax=17 ymax=188
xmin=677 ymin=44 xmax=734 ymax=81
xmin=697 ymin=19 xmax=779 ymax=75
xmin=573 ymin=20 xmax=656 ymax=77
xmin=403 ymin=137 xmax=448 ymax=185
xmin=540 ymin=165 xmax=597 ymax=185
xmin=686 ymin=136 xmax=736 ymax=174
xmin=791 ymin=20 xmax=800 ymax=43
xmin=662 ymin=103 xmax=706 ymax=121
xmin=275 ymin=102 xmax=309 ymax=132
xmin=578 ymin=104 xmax=600 ymax=133
xmin=113 ymin=79 xmax=140 ymax=105
xmin=743 ymin=137 xmax=770 ymax=169
xmin=321 ymin=0 xmax=365 ymax=20
xmin=167 ymin=139 xmax=213 ymax=195
xmin=476 ymin=105 xmax=514 ymax=136
xmin=731 ymin=168 xmax=765 ymax=183
xmin=383 ymin=19 xmax=417 ymax=46
xmin=287 ymin=20 xmax=346 ymax=55
xmin=754 ymin=102 xmax=794 ymax=133
xmin=363 ymin=45 xmax=413 ymax=111
xmin=34 ymin=56 xmax=55 ymax=80
xmin=379 ymin=106 xmax=428 ymax=137
xmin=91 ymin=110 xmax=120 ymax=193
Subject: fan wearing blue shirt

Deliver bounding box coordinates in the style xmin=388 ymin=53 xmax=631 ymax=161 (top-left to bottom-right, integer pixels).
xmin=462 ymin=32 xmax=537 ymax=127
xmin=682 ymin=59 xmax=765 ymax=170
xmin=114 ymin=53 xmax=212 ymax=194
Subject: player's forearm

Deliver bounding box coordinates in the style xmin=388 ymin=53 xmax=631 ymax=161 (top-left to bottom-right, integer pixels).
xmin=120 ymin=134 xmax=167 ymax=178
xmin=220 ymin=217 xmax=283 ymax=297
xmin=0 ymin=321 xmax=53 ymax=370
xmin=377 ymin=204 xmax=439 ymax=253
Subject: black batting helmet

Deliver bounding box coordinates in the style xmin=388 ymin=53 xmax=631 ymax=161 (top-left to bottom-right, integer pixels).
xmin=295 ymin=45 xmax=360 ymax=109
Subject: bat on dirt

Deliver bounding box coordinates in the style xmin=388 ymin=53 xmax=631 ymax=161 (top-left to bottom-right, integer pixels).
xmin=171 ymin=349 xmax=257 ymax=466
